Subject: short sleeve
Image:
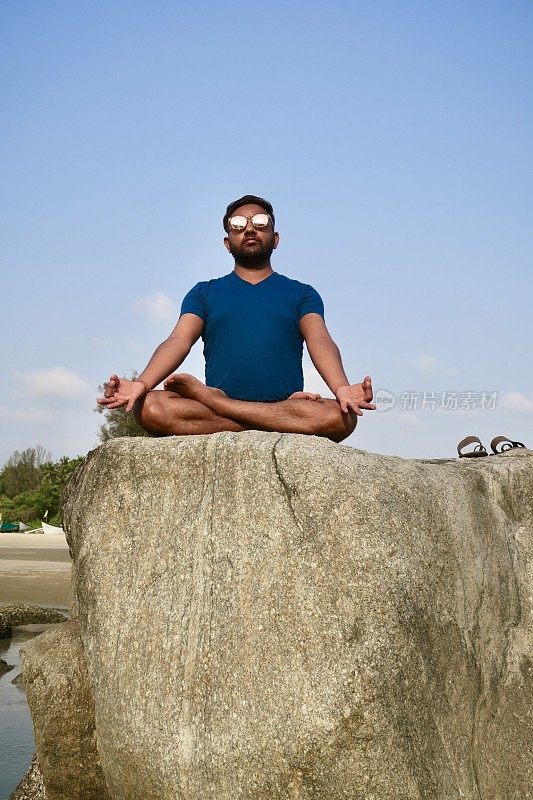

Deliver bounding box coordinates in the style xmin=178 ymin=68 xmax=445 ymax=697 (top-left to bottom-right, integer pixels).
xmin=180 ymin=282 xmax=208 ymax=320
xmin=299 ymin=284 xmax=325 ymax=320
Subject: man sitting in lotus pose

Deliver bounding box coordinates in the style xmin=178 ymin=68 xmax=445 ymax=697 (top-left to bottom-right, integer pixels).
xmin=97 ymin=195 xmax=375 ymax=442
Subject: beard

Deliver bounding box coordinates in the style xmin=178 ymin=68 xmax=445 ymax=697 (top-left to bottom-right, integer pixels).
xmin=227 ymin=235 xmax=276 ymax=267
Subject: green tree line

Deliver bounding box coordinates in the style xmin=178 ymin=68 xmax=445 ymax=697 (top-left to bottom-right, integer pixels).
xmin=0 ymin=447 xmax=84 ymax=527
xmin=1 ymin=375 xmax=150 ymax=527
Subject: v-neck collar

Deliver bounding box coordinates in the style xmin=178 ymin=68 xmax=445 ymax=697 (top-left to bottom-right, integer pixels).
xmin=231 ymin=271 xmax=276 ymax=287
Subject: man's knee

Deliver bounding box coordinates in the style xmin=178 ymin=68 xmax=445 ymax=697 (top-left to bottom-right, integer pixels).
xmin=134 ymin=390 xmax=162 ymax=433
xmin=320 ymin=400 xmax=357 ymax=442
xmin=289 ymin=398 xmax=356 ymax=442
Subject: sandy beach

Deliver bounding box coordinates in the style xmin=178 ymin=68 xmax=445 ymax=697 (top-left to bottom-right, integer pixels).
xmin=0 ymin=533 xmax=71 ymax=608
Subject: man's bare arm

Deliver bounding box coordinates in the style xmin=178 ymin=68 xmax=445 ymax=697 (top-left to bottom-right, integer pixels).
xmin=299 ymin=313 xmax=350 ymax=393
xmin=299 ymin=313 xmax=375 ymax=415
xmin=97 ymin=313 xmax=204 ymax=411
xmin=138 ymin=313 xmax=204 ymax=389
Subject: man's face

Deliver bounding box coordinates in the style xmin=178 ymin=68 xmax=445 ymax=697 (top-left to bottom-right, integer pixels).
xmin=224 ymin=203 xmax=279 ymax=267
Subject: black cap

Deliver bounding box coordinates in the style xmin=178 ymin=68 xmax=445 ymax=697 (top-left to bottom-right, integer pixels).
xmin=223 ymin=194 xmax=275 ymax=232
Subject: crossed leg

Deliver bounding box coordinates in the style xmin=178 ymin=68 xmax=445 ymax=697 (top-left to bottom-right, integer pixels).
xmin=135 ymin=374 xmax=357 ymax=443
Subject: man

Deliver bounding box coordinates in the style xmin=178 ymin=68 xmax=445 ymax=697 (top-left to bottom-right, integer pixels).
xmin=97 ymin=195 xmax=375 ymax=442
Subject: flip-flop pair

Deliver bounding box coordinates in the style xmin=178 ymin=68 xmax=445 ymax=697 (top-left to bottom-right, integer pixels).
xmin=457 ymin=435 xmax=527 ymax=458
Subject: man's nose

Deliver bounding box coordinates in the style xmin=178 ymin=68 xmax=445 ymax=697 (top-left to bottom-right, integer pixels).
xmin=244 ymin=218 xmax=255 ymax=233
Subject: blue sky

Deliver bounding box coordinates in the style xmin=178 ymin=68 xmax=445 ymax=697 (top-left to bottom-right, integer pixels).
xmin=1 ymin=1 xmax=532 ymax=464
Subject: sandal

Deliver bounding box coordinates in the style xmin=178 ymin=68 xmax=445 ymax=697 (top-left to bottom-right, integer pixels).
xmin=457 ymin=435 xmax=488 ymax=458
xmin=490 ymin=435 xmax=526 ymax=454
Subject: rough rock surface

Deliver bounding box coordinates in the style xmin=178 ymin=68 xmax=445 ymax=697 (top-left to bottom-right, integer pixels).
xmin=21 ymin=619 xmax=110 ymax=800
xmin=9 ymin=755 xmax=46 ymax=800
xmin=24 ymin=433 xmax=533 ymax=799
xmin=0 ymin=604 xmax=67 ymax=627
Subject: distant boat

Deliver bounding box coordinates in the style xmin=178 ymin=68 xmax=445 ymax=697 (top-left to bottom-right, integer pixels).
xmin=42 ymin=521 xmax=65 ymax=536
xmin=0 ymin=521 xmax=30 ymax=533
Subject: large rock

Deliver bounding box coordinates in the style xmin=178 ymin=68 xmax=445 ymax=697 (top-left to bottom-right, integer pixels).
xmin=24 ymin=433 xmax=533 ymax=799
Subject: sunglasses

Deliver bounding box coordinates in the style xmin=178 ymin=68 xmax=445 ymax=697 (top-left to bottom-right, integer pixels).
xmin=227 ymin=213 xmax=272 ymax=232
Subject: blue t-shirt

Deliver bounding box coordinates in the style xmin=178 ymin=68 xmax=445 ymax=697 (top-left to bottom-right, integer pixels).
xmin=180 ymin=271 xmax=324 ymax=402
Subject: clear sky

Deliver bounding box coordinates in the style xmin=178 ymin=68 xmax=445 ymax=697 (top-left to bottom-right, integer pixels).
xmin=1 ymin=1 xmax=532 ymax=464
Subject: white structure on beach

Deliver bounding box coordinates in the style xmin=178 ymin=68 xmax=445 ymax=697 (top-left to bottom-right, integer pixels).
xmin=42 ymin=522 xmax=66 ymax=536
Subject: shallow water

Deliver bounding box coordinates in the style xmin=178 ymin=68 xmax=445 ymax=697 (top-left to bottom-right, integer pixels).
xmin=0 ymin=624 xmax=56 ymax=800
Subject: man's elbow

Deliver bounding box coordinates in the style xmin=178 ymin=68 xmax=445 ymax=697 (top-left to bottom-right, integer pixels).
xmin=163 ymin=334 xmax=194 ymax=354
xmin=306 ymin=334 xmax=339 ymax=354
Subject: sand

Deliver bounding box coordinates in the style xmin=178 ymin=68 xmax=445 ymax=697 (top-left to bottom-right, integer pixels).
xmin=0 ymin=533 xmax=71 ymax=608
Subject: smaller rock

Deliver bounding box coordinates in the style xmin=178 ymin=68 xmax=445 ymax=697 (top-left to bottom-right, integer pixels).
xmin=0 ymin=604 xmax=67 ymax=627
xmin=12 ymin=671 xmax=24 ymax=686
xmin=1 ymin=658 xmax=15 ymax=677
xmin=22 ymin=619 xmax=110 ymax=800
xmin=0 ymin=624 xmax=13 ymax=639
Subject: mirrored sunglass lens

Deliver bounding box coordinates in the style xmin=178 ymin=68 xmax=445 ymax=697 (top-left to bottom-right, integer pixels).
xmin=251 ymin=214 xmax=269 ymax=228
xmin=229 ymin=216 xmax=247 ymax=230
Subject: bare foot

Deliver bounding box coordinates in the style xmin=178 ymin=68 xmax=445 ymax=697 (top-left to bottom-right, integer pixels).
xmin=288 ymin=391 xmax=321 ymax=400
xmin=164 ymin=373 xmax=227 ymax=405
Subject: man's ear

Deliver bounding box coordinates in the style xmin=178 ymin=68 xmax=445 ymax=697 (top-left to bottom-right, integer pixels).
xmin=223 ymin=236 xmax=231 ymax=252
xmin=273 ymin=232 xmax=280 ymax=249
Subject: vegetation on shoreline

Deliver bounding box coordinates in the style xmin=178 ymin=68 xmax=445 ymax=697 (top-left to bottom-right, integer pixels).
xmin=0 ymin=447 xmax=84 ymax=527
xmin=1 ymin=380 xmax=151 ymax=527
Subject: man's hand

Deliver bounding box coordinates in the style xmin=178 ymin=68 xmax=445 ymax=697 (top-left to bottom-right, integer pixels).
xmin=96 ymin=375 xmax=147 ymax=413
xmin=335 ymin=376 xmax=376 ymax=416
